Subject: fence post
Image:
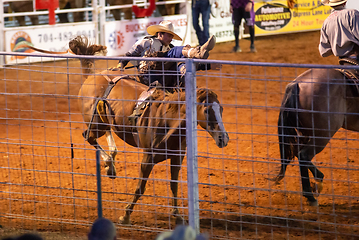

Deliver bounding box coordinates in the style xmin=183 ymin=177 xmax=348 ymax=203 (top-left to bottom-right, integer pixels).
xmin=96 ymin=150 xmax=103 ymax=218
xmin=185 ymin=58 xmax=200 ymax=233
xmin=0 ymin=0 xmax=4 ymax=66
xmin=98 ymin=0 xmax=106 ymax=46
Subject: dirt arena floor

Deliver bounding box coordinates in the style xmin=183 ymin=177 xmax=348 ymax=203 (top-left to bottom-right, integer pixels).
xmin=1 ymin=30 xmax=359 ymax=240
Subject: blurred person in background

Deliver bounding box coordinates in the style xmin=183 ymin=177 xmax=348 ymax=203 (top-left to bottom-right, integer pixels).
xmin=192 ymin=0 xmax=213 ymax=46
xmin=2 ymin=233 xmax=43 ymax=240
xmin=230 ymin=0 xmax=256 ymax=53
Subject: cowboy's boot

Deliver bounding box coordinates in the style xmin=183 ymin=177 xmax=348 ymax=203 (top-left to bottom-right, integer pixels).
xmin=182 ymin=35 xmax=216 ymax=59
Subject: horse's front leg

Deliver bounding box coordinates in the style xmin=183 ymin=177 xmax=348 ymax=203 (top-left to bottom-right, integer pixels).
xmin=119 ymin=154 xmax=154 ymax=225
xmin=170 ymin=155 xmax=186 ymax=225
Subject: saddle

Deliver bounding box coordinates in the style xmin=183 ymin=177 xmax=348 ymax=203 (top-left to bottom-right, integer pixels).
xmin=337 ymin=57 xmax=359 ymax=96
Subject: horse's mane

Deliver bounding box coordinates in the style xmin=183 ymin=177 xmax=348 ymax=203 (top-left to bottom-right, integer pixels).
xmin=148 ymin=88 xmax=218 ymax=148
xmin=149 ymin=89 xmax=186 ymax=115
xmin=150 ymin=88 xmax=218 ymax=116
xmin=197 ymin=88 xmax=218 ymax=103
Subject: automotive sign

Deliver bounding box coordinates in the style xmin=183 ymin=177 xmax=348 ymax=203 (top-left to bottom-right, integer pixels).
xmin=255 ymin=3 xmax=291 ymax=31
xmin=253 ymin=0 xmax=332 ymax=36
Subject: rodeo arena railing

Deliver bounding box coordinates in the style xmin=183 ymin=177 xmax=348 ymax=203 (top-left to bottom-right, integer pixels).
xmin=1 ymin=49 xmax=359 ymax=239
xmin=1 ymin=1 xmax=359 ymax=240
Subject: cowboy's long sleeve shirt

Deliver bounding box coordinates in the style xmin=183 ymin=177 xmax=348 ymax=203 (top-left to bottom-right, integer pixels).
xmin=319 ymin=7 xmax=359 ymax=57
xmin=120 ymin=36 xmax=173 ymax=68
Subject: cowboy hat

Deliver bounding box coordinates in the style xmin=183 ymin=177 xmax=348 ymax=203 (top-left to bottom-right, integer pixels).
xmin=322 ymin=0 xmax=347 ymax=7
xmin=147 ymin=21 xmax=182 ymax=41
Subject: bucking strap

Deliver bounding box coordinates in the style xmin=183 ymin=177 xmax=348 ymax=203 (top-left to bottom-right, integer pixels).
xmin=128 ymin=81 xmax=162 ymax=145
xmin=84 ymin=76 xmax=128 ymax=141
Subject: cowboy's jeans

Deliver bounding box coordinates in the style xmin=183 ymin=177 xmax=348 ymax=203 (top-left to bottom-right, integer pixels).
xmin=192 ymin=0 xmax=211 ymax=45
xmin=165 ymin=46 xmax=185 ymax=58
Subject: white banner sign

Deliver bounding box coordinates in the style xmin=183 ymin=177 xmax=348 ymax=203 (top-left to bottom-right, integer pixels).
xmin=5 ymin=23 xmax=96 ymax=64
xmin=104 ymin=15 xmax=190 ymax=56
xmin=105 ymin=7 xmax=233 ymax=57
xmin=207 ymin=0 xmax=233 ymax=44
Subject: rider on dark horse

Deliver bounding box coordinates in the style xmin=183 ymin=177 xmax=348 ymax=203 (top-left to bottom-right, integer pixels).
xmin=116 ymin=21 xmax=221 ymax=88
xmin=319 ymin=0 xmax=359 ymax=62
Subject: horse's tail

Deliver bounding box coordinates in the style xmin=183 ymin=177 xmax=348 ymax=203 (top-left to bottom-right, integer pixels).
xmin=274 ymin=81 xmax=302 ymax=183
xmin=68 ymin=36 xmax=107 ymax=75
xmin=12 ymin=41 xmax=73 ymax=54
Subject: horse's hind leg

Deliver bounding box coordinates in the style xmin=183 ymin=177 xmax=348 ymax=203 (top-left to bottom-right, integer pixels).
xmin=119 ymin=154 xmax=155 ymax=225
xmin=170 ymin=155 xmax=186 ymax=224
xmin=84 ymin=129 xmax=117 ymax=178
xmin=298 ymin=157 xmax=317 ymax=206
xmin=298 ymin=138 xmax=327 ymax=206
xmin=105 ymin=131 xmax=118 ymax=176
xmin=308 ymin=162 xmax=324 ymax=194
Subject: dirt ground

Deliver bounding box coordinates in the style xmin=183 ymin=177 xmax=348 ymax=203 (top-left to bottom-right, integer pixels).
xmin=1 ymin=30 xmax=359 ymax=240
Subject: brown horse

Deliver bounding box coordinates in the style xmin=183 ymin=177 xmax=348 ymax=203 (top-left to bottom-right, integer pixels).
xmin=274 ymin=66 xmax=359 ymax=206
xmin=9 ymin=0 xmax=86 ymax=26
xmin=69 ymin=36 xmax=229 ymax=224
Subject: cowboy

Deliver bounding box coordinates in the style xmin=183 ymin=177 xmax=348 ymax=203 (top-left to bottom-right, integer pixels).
xmin=117 ymin=20 xmax=217 ymax=70
xmin=319 ymin=0 xmax=359 ymax=60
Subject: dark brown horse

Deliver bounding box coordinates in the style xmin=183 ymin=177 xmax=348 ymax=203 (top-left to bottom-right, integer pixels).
xmin=69 ymin=37 xmax=229 ymax=224
xmin=274 ymin=67 xmax=359 ymax=206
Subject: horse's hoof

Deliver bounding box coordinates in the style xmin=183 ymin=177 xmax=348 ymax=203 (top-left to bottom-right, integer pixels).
xmin=311 ymin=181 xmax=323 ymax=196
xmin=316 ymin=181 xmax=323 ymax=194
xmin=175 ymin=216 xmax=187 ymax=225
xmin=308 ymin=199 xmax=318 ymax=207
xmin=119 ymin=216 xmax=131 ymax=225
xmin=105 ymin=166 xmax=117 ymax=178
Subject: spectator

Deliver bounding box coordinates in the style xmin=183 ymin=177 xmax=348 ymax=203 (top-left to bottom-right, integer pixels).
xmin=88 ymin=217 xmax=117 ymax=240
xmin=192 ymin=0 xmax=213 ymax=45
xmin=2 ymin=233 xmax=43 ymax=240
xmin=319 ymin=0 xmax=359 ymax=60
xmin=155 ymin=225 xmax=209 ymax=240
xmin=230 ymin=0 xmax=256 ymax=53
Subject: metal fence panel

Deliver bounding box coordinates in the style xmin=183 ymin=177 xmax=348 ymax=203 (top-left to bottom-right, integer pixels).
xmin=0 ymin=52 xmax=359 ymax=239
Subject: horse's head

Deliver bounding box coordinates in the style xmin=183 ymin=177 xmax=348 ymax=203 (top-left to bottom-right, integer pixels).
xmin=196 ymin=89 xmax=229 ymax=148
